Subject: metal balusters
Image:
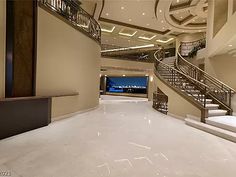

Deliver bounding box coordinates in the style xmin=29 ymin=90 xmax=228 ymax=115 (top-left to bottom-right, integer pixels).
xmin=39 ymin=0 xmax=101 ymax=43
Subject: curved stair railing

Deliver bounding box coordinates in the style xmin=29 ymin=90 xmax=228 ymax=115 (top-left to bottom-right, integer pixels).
xmin=153 ymin=48 xmax=211 ymax=122
xmin=176 ymin=45 xmax=235 ymax=114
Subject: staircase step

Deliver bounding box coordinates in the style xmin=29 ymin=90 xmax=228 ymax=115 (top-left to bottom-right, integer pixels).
xmin=206 ymin=116 xmax=236 ymax=133
xmin=205 ymin=103 xmax=219 ymax=109
xmin=185 ymin=118 xmax=236 ymax=143
xmin=208 ymin=109 xmax=228 ymax=117
xmin=199 ymin=98 xmax=212 ymax=104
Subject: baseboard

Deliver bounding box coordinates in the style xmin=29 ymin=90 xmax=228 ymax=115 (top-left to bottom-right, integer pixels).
xmin=52 ymin=106 xmax=99 ymax=122
xmin=167 ymin=113 xmax=185 ymax=121
xmin=186 ymin=114 xmax=201 ymax=122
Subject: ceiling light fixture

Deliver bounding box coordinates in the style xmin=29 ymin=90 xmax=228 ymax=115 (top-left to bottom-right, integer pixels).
xmin=105 ymin=13 xmax=109 ymax=16
xmin=159 ymin=10 xmax=162 ymax=13
xmin=138 ymin=35 xmax=156 ymax=41
xmin=128 ymin=19 xmax=132 ymax=22
xmin=229 ymin=44 xmax=233 ymax=47
xmin=121 ymin=6 xmax=124 ymax=10
xmin=156 ymin=38 xmax=174 ymax=43
xmin=101 ymin=44 xmax=155 ymax=53
xmin=146 ymin=23 xmax=150 ymax=26
xmin=161 ymin=20 xmax=164 ymax=23
xmin=177 ymin=0 xmax=180 ymax=3
xmin=122 ymin=74 xmax=126 ymax=77
xmin=101 ymin=26 xmax=116 ymax=33
xmin=142 ymin=12 xmax=146 ymax=15
xmin=119 ymin=30 xmax=137 ymax=37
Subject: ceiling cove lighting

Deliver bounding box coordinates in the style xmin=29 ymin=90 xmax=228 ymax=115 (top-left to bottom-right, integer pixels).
xmin=138 ymin=35 xmax=156 ymax=41
xmin=119 ymin=30 xmax=137 ymax=37
xmin=101 ymin=44 xmax=155 ymax=53
xmin=101 ymin=26 xmax=116 ymax=33
xmin=156 ymin=38 xmax=174 ymax=43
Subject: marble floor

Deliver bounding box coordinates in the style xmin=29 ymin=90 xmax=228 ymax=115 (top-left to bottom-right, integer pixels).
xmin=1 ymin=96 xmax=236 ymax=177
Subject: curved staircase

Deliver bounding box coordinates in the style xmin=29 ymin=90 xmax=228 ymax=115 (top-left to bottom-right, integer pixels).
xmin=153 ymin=47 xmax=235 ymax=122
xmin=153 ymin=46 xmax=236 ymax=142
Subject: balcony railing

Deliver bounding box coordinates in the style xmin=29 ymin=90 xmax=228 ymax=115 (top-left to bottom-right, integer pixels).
xmin=39 ymin=0 xmax=101 ymax=43
xmin=153 ymin=88 xmax=168 ymax=115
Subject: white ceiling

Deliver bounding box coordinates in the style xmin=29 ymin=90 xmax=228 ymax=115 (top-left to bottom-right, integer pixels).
xmin=98 ymin=0 xmax=208 ymax=48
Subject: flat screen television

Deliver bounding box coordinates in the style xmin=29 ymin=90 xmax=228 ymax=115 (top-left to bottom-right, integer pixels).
xmin=106 ymin=76 xmax=148 ymax=94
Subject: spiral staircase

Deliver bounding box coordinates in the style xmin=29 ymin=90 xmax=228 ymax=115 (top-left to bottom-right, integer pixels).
xmin=153 ymin=46 xmax=236 ymax=142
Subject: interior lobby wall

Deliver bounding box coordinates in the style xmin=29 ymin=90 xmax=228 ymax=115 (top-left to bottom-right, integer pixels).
xmin=153 ymin=75 xmax=201 ymax=119
xmin=205 ymin=54 xmax=236 ymax=113
xmin=206 ymin=0 xmax=236 ymax=57
xmin=37 ymin=8 xmax=100 ymax=120
xmin=80 ymin=0 xmax=97 ymax=16
xmin=0 ymin=0 xmax=5 ymax=98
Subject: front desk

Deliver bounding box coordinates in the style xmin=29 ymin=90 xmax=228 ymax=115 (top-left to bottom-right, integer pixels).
xmin=0 ymin=96 xmax=51 ymax=140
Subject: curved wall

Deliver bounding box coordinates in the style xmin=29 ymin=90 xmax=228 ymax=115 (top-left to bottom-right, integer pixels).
xmin=0 ymin=0 xmax=5 ymax=98
xmin=36 ymin=8 xmax=101 ymax=120
xmin=153 ymin=75 xmax=201 ymax=119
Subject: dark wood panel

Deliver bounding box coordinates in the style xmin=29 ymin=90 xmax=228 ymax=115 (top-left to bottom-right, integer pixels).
xmin=5 ymin=0 xmax=37 ymax=98
xmin=0 ymin=98 xmax=51 ymax=140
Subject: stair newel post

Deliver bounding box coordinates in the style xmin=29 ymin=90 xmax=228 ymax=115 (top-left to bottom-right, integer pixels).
xmin=203 ymin=86 xmax=207 ymax=108
xmin=229 ymin=89 xmax=232 ymax=110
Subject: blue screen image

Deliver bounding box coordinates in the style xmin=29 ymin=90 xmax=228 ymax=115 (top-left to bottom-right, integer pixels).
xmin=106 ymin=77 xmax=148 ymax=94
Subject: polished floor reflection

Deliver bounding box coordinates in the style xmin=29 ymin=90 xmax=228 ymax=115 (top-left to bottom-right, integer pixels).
xmin=1 ymin=96 xmax=236 ymax=177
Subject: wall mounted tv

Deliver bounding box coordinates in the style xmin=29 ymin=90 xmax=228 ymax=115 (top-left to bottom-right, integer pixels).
xmin=106 ymin=76 xmax=148 ymax=94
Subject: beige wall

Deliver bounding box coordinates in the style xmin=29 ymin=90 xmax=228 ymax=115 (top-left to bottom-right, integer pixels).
xmin=0 ymin=0 xmax=5 ymax=98
xmin=153 ymin=75 xmax=201 ymax=119
xmin=37 ymin=8 xmax=100 ymax=119
xmin=80 ymin=0 xmax=97 ymax=16
xmin=101 ymin=57 xmax=155 ymax=100
xmin=205 ymin=54 xmax=236 ymax=112
xmin=206 ymin=0 xmax=236 ymax=56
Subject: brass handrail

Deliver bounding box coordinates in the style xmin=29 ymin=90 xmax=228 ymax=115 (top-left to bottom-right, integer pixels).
xmin=176 ymin=48 xmax=236 ymax=93
xmin=39 ymin=0 xmax=101 ymax=43
xmin=154 ymin=50 xmax=209 ymax=89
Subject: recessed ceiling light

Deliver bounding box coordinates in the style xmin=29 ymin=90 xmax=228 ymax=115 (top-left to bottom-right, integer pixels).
xmin=161 ymin=20 xmax=164 ymax=23
xmin=119 ymin=30 xmax=137 ymax=37
xmin=180 ymin=16 xmax=183 ymax=19
xmin=193 ymin=19 xmax=195 ymax=22
xmin=123 ymin=74 xmax=126 ymax=77
xmin=105 ymin=13 xmax=109 ymax=16
xmin=182 ymin=30 xmax=185 ymax=32
xmin=128 ymin=40 xmax=131 ymax=42
xmin=156 ymin=38 xmax=174 ymax=43
xmin=101 ymin=26 xmax=116 ymax=33
xmin=121 ymin=6 xmax=124 ymax=10
xmin=142 ymin=12 xmax=146 ymax=15
xmin=128 ymin=19 xmax=132 ymax=21
xmin=177 ymin=0 xmax=180 ymax=3
xmin=198 ymin=30 xmax=201 ymax=32
xmin=229 ymin=44 xmax=233 ymax=47
xmin=105 ymin=75 xmax=107 ymax=76
xmin=138 ymin=35 xmax=156 ymax=40
xmin=162 ymin=27 xmax=165 ymax=30
xmin=145 ymin=74 xmax=149 ymax=76
xmin=159 ymin=9 xmax=162 ymax=13
xmin=147 ymin=23 xmax=150 ymax=26
xmin=101 ymin=44 xmax=155 ymax=53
